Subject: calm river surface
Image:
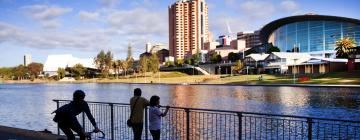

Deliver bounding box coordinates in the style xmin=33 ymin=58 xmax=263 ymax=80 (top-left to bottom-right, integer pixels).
xmin=0 ymin=83 xmax=359 ymax=132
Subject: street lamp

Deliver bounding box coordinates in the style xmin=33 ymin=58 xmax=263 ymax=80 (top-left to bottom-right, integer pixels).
xmin=293 ymin=58 xmax=298 ymax=84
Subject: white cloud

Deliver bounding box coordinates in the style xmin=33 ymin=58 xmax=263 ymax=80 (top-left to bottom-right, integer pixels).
xmin=20 ymin=4 xmax=72 ymax=28
xmin=106 ymin=8 xmax=167 ymax=36
xmin=78 ymin=11 xmax=100 ymax=21
xmin=0 ymin=22 xmax=112 ymax=51
xmin=100 ymin=0 xmax=120 ymax=7
xmin=281 ymin=0 xmax=299 ymax=12
xmin=240 ymin=1 xmax=275 ymax=19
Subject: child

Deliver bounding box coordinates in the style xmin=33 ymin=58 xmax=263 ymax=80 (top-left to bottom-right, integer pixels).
xmin=149 ymin=95 xmax=170 ymax=140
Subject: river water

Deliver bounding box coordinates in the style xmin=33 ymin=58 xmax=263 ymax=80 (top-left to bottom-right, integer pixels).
xmin=0 ymin=83 xmax=359 ymax=133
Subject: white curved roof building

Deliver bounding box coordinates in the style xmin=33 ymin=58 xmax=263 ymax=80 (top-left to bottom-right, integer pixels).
xmin=43 ymin=54 xmax=96 ymax=76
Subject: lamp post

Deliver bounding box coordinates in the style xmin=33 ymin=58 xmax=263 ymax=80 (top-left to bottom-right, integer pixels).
xmin=293 ymin=58 xmax=298 ymax=84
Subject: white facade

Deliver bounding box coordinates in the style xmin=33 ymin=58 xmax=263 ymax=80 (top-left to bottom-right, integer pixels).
xmin=43 ymin=54 xmax=96 ymax=76
xmin=265 ymin=52 xmax=312 ymax=73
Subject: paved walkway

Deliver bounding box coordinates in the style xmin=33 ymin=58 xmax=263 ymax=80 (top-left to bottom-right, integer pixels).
xmin=0 ymin=125 xmax=65 ymax=140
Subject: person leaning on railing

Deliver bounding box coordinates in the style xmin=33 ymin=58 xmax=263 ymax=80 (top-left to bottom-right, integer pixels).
xmin=52 ymin=90 xmax=100 ymax=140
xmin=149 ymin=95 xmax=170 ymax=140
xmin=129 ymin=88 xmax=150 ymax=140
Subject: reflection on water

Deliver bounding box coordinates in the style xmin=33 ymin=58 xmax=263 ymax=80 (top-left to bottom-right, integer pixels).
xmin=0 ymin=83 xmax=359 ymax=132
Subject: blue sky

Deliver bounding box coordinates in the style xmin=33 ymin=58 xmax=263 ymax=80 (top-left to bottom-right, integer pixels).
xmin=0 ymin=0 xmax=359 ymax=67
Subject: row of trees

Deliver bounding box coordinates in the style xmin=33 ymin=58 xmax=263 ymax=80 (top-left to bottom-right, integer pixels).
xmin=0 ymin=62 xmax=43 ymax=80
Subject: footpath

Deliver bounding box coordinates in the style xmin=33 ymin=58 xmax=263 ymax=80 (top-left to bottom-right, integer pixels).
xmin=0 ymin=125 xmax=65 ymax=140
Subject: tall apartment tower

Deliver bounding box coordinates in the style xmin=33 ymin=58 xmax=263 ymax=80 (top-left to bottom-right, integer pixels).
xmin=169 ymin=0 xmax=209 ymax=60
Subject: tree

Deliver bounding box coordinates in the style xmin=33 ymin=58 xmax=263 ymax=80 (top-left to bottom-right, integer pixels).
xmin=94 ymin=50 xmax=113 ymax=77
xmin=176 ymin=59 xmax=184 ymax=66
xmin=12 ymin=65 xmax=27 ymax=80
xmin=228 ymin=52 xmax=240 ymax=62
xmin=139 ymin=56 xmax=149 ymax=75
xmin=0 ymin=67 xmax=13 ymax=80
xmin=335 ymin=37 xmax=356 ymax=58
xmin=125 ymin=57 xmax=134 ymax=76
xmin=94 ymin=50 xmax=106 ymax=74
xmin=27 ymin=62 xmax=43 ymax=78
xmin=231 ymin=60 xmax=244 ymax=74
xmin=72 ymin=64 xmax=85 ymax=80
xmin=210 ymin=53 xmax=222 ymax=63
xmin=57 ymin=68 xmax=66 ymax=79
xmin=149 ymin=53 xmax=160 ymax=74
xmin=267 ymin=46 xmax=280 ymax=53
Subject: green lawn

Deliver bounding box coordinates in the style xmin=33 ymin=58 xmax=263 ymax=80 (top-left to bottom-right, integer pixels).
xmin=204 ymin=71 xmax=360 ymax=85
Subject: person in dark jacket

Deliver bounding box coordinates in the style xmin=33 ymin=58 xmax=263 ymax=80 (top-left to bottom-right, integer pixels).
xmin=53 ymin=90 xmax=99 ymax=140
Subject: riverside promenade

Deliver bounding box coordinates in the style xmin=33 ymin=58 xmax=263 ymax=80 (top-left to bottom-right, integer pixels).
xmin=0 ymin=125 xmax=64 ymax=140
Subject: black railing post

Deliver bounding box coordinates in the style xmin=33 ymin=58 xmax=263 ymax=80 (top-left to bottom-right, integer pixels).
xmin=145 ymin=107 xmax=148 ymax=140
xmin=307 ymin=118 xmax=313 ymax=140
xmin=56 ymin=100 xmax=60 ymax=135
xmin=110 ymin=103 xmax=114 ymax=140
xmin=82 ymin=112 xmax=86 ymax=130
xmin=185 ymin=108 xmax=190 ymax=140
xmin=238 ymin=113 xmax=243 ymax=140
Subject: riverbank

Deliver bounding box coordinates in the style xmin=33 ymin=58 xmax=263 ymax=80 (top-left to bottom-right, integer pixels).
xmin=1 ymin=71 xmax=360 ymax=85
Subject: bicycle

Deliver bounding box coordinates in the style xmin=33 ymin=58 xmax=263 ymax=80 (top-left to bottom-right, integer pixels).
xmin=85 ymin=129 xmax=106 ymax=140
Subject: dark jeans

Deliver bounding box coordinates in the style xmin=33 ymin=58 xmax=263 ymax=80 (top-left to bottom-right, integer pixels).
xmin=58 ymin=121 xmax=85 ymax=140
xmin=132 ymin=123 xmax=143 ymax=140
xmin=150 ymin=130 xmax=160 ymax=140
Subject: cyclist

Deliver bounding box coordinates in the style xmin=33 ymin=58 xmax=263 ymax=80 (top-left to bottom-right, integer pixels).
xmin=53 ymin=90 xmax=100 ymax=140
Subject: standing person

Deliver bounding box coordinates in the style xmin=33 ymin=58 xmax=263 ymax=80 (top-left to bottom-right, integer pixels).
xmin=148 ymin=95 xmax=170 ymax=140
xmin=130 ymin=88 xmax=149 ymax=140
xmin=52 ymin=90 xmax=100 ymax=140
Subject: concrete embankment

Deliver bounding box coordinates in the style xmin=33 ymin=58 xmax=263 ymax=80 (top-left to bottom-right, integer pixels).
xmin=0 ymin=125 xmax=65 ymax=140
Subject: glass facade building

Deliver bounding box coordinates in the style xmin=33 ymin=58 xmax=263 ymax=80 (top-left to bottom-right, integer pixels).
xmin=261 ymin=15 xmax=360 ymax=58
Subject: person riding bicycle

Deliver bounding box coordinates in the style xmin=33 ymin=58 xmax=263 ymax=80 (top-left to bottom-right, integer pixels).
xmin=53 ymin=90 xmax=100 ymax=140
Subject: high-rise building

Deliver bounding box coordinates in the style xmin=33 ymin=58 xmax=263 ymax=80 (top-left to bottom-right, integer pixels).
xmin=169 ymin=0 xmax=209 ymax=60
xmin=24 ymin=54 xmax=32 ymax=66
xmin=237 ymin=31 xmax=261 ymax=49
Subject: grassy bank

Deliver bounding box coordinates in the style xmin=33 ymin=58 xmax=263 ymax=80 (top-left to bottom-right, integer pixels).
xmin=204 ymin=71 xmax=360 ymax=85
xmin=2 ymin=71 xmax=360 ymax=85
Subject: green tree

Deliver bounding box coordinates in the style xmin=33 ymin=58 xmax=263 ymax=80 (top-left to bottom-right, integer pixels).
xmin=184 ymin=58 xmax=192 ymax=65
xmin=149 ymin=53 xmax=160 ymax=74
xmin=231 ymin=60 xmax=244 ymax=74
xmin=94 ymin=50 xmax=106 ymax=74
xmin=165 ymin=61 xmax=174 ymax=67
xmin=210 ymin=53 xmax=222 ymax=63
xmin=139 ymin=56 xmax=149 ymax=75
xmin=176 ymin=59 xmax=183 ymax=66
xmin=94 ymin=50 xmax=113 ymax=77
xmin=125 ymin=57 xmax=134 ymax=76
xmin=0 ymin=67 xmax=13 ymax=80
xmin=27 ymin=62 xmax=43 ymax=78
xmin=12 ymin=65 xmax=27 ymax=80
xmin=72 ymin=64 xmax=85 ymax=80
xmin=228 ymin=52 xmax=240 ymax=62
xmin=335 ymin=37 xmax=356 ymax=58
xmin=57 ymin=68 xmax=66 ymax=79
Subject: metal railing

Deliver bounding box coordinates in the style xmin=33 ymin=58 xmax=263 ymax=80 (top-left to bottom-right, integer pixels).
xmin=53 ymin=99 xmax=360 ymax=140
